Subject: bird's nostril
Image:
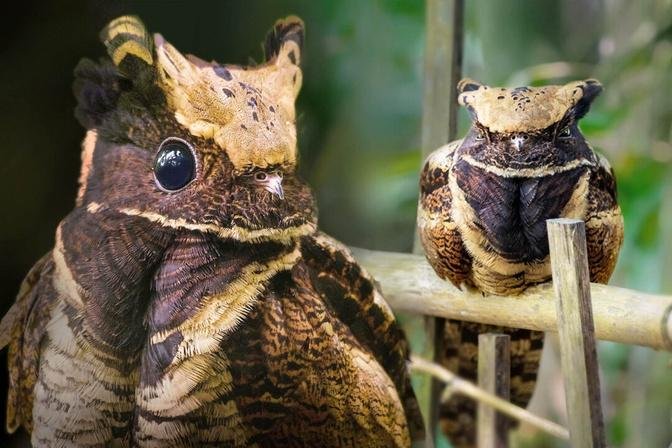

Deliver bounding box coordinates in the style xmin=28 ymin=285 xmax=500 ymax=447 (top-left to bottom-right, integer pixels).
xmin=511 ymin=135 xmax=525 ymax=149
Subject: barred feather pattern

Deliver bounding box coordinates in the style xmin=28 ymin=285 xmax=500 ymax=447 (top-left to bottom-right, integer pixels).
xmin=1 ymin=215 xmax=422 ymax=447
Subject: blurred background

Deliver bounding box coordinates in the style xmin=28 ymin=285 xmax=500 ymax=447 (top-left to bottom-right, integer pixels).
xmin=0 ymin=0 xmax=670 ymax=446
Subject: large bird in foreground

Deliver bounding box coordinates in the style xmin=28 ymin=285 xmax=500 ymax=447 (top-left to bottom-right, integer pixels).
xmin=0 ymin=16 xmax=423 ymax=447
xmin=418 ymin=78 xmax=624 ymax=447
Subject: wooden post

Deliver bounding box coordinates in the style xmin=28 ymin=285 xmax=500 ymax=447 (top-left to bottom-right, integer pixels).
xmin=547 ymin=218 xmax=606 ymax=448
xmin=477 ymin=334 xmax=511 ymax=448
xmin=415 ymin=1 xmax=464 ymax=444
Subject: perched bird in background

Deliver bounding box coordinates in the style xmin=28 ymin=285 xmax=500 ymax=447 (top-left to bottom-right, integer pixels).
xmin=0 ymin=16 xmax=424 ymax=447
xmin=418 ymin=78 xmax=624 ymax=447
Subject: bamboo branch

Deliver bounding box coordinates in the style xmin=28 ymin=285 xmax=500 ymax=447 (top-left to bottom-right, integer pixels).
xmin=351 ymin=248 xmax=672 ymax=351
xmin=410 ymin=356 xmax=570 ymax=441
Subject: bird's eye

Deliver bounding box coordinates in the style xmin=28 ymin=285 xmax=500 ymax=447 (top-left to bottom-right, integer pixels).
xmin=558 ymin=126 xmax=572 ymax=139
xmin=475 ymin=129 xmax=486 ymax=141
xmin=255 ymin=172 xmax=267 ymax=181
xmin=154 ymin=138 xmax=196 ymax=192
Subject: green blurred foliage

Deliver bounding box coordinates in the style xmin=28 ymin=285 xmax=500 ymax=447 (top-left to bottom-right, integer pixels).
xmin=0 ymin=0 xmax=670 ymax=446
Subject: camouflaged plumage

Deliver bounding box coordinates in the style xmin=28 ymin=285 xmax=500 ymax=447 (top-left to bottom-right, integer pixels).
xmin=418 ymin=78 xmax=623 ymax=447
xmin=0 ymin=16 xmax=423 ymax=447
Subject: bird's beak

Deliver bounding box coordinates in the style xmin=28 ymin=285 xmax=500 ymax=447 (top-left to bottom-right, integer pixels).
xmin=263 ymin=173 xmax=285 ymax=199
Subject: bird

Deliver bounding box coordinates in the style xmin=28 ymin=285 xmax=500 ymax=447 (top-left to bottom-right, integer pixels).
xmin=417 ymin=78 xmax=624 ymax=447
xmin=0 ymin=15 xmax=424 ymax=447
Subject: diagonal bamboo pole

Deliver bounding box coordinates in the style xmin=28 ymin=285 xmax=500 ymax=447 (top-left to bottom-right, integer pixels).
xmin=351 ymin=247 xmax=672 ymax=351
xmin=410 ymin=356 xmax=570 ymax=441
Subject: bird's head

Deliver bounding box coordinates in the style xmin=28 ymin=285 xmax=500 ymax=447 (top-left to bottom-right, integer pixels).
xmin=74 ymin=16 xmax=316 ymax=243
xmin=455 ymin=78 xmax=602 ymax=176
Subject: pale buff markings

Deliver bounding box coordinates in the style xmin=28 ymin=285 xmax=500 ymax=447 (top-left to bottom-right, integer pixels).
xmin=449 ymin=175 xmax=528 ymax=277
xmin=33 ymin=301 xmax=137 ymax=447
xmin=43 ymin=307 xmax=136 ymax=405
xmin=560 ymin=172 xmax=590 ymax=219
xmin=105 ymin=16 xmax=149 ymax=41
xmin=52 ymin=225 xmax=85 ymax=308
xmin=111 ymin=40 xmax=153 ymax=66
xmin=424 ymin=140 xmax=463 ymax=171
xmin=461 ymin=154 xmax=595 ymax=178
xmin=135 ymin=248 xmax=301 ymax=444
xmin=586 ymin=208 xmax=623 ymax=227
xmin=136 ymin=353 xmax=250 ymax=446
xmin=151 ymin=245 xmax=301 ymax=347
xmin=0 ymin=254 xmax=49 ymax=351
xmin=523 ymin=259 xmax=553 ymax=285
xmin=135 ymin=408 xmax=253 ymax=448
xmin=137 ymin=352 xmax=235 ymax=416
xmin=416 ymin=202 xmax=458 ymax=232
xmin=86 ymin=201 xmax=103 ymax=213
xmin=449 ymin=164 xmax=594 ymax=291
xmin=344 ymin=346 xmax=409 ymax=447
xmin=136 ymin=246 xmax=301 ymax=441
xmin=111 ymin=207 xmax=316 ymax=243
xmin=76 ymin=130 xmax=97 ymax=207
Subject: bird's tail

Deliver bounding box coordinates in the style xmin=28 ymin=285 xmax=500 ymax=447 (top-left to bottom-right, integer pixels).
xmin=439 ymin=320 xmax=544 ymax=447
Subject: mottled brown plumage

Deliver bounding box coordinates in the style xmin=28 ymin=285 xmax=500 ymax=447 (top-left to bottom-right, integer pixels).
xmin=418 ymin=78 xmax=623 ymax=447
xmin=0 ymin=16 xmax=423 ymax=447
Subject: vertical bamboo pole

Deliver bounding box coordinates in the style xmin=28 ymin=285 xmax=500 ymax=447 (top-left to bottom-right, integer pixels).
xmin=477 ymin=333 xmax=511 ymax=448
xmin=414 ymin=1 xmax=464 ymax=444
xmin=547 ymin=219 xmax=606 ymax=448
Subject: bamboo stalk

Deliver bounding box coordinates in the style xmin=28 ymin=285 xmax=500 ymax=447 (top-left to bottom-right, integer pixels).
xmin=410 ymin=356 xmax=570 ymax=441
xmin=351 ymin=247 xmax=672 ymax=351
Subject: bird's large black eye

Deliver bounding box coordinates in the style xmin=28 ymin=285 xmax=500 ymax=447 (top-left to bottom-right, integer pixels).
xmin=154 ymin=138 xmax=196 ymax=191
xmin=558 ymin=126 xmax=572 ymax=139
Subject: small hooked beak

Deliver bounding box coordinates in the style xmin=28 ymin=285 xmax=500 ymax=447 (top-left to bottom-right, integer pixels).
xmin=262 ymin=173 xmax=285 ymax=199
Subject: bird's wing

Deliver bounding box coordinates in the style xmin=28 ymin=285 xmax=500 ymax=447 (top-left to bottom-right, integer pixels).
xmin=300 ymin=233 xmax=425 ymax=443
xmin=585 ymin=153 xmax=624 ymax=283
xmin=0 ymin=252 xmax=55 ymax=433
xmin=417 ymin=140 xmax=472 ymax=288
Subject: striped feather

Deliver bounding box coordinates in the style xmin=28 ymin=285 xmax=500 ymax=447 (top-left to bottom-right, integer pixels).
xmin=100 ymin=15 xmax=153 ymax=75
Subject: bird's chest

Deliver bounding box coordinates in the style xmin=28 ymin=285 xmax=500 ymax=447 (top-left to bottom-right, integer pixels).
xmin=451 ymin=160 xmax=589 ymax=262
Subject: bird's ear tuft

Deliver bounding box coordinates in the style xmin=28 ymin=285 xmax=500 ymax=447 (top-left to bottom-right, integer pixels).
xmin=264 ymin=16 xmax=304 ymax=67
xmin=457 ymin=78 xmax=484 ymax=94
xmin=100 ymin=15 xmax=154 ymax=79
xmin=73 ymin=58 xmax=127 ymax=129
xmin=572 ymin=79 xmax=603 ymax=120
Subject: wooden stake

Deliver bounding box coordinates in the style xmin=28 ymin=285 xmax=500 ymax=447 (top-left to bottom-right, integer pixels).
xmin=547 ymin=218 xmax=606 ymax=448
xmin=477 ymin=334 xmax=511 ymax=448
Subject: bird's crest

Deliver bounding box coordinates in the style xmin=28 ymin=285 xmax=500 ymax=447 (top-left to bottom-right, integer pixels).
xmin=457 ymin=78 xmax=602 ymax=133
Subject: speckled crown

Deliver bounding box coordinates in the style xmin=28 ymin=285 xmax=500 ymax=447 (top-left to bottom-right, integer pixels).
xmin=457 ymin=78 xmax=602 ymax=133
